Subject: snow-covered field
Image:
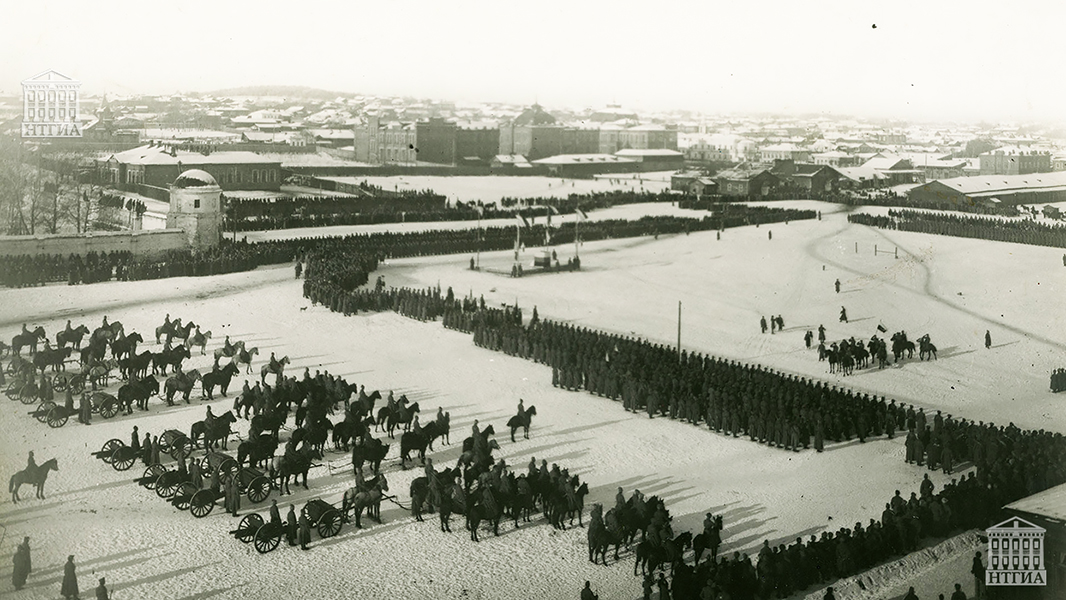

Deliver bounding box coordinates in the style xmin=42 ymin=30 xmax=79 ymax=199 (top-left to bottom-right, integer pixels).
xmin=321 ymin=174 xmax=671 ymax=204
xmin=1 ymin=204 xmax=1063 ymax=600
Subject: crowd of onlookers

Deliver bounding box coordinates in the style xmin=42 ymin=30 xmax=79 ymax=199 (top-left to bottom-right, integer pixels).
xmin=850 ymin=209 xmax=1066 ymax=248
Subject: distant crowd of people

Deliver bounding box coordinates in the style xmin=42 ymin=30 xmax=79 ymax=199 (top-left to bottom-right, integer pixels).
xmin=850 ymin=209 xmax=1066 ymax=249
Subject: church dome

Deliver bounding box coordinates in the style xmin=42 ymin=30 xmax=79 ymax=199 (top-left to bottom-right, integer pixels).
xmin=172 ymin=169 xmax=218 ymax=188
xmin=512 ymin=103 xmax=557 ymax=126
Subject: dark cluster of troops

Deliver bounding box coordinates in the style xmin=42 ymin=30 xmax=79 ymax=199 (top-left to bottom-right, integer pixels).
xmin=850 ymin=209 xmax=1066 ymax=249
xmin=0 ymin=251 xmax=132 ymax=287
xmin=0 ymin=240 xmax=297 ymax=288
xmin=1051 ymin=367 xmax=1066 ymax=393
xmin=664 ymin=473 xmax=992 ymax=600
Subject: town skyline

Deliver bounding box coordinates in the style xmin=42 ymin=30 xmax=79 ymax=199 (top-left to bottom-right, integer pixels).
xmin=3 ymin=0 xmax=1065 ymax=125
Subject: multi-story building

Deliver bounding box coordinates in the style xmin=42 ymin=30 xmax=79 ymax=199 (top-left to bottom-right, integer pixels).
xmin=760 ymin=143 xmax=811 ymax=163
xmin=354 ymin=116 xmax=417 ymax=164
xmin=500 ymin=104 xmax=676 ymax=161
xmin=979 ymin=146 xmax=1052 ymax=175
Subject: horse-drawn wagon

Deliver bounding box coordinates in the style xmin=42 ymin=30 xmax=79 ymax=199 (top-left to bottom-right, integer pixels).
xmin=91 ymin=438 xmax=139 ymax=471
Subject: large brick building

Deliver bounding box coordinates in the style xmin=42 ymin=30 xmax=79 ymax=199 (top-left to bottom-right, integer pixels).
xmin=354 ymin=116 xmax=499 ymax=165
xmin=500 ymin=104 xmax=676 ymax=161
xmin=979 ymin=146 xmax=1052 ymax=175
xmin=98 ymin=143 xmax=283 ymax=192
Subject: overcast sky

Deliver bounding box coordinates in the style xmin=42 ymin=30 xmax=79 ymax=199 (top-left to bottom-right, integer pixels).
xmin=4 ymin=0 xmax=1064 ymax=123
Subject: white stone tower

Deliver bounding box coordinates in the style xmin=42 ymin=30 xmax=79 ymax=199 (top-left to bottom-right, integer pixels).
xmin=167 ymin=169 xmax=222 ymax=251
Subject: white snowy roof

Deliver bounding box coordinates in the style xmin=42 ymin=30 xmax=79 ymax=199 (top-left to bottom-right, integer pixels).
xmin=922 ymin=172 xmax=1066 ymax=197
xmin=533 ymin=154 xmax=637 ymax=165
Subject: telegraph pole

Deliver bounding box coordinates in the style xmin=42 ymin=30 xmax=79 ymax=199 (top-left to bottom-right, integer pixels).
xmin=677 ymin=301 xmax=682 ymax=362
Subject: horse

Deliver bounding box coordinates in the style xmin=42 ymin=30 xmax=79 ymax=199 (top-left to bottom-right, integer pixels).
xmin=10 ymin=458 xmax=58 ymax=502
xmin=124 ymin=350 xmax=154 ymax=380
xmin=235 ymin=346 xmax=258 ymax=374
xmin=91 ymin=322 xmax=123 ymax=346
xmin=33 ymin=346 xmax=71 ymax=373
xmin=478 ymin=486 xmax=503 ymax=537
xmin=352 ymin=436 xmax=390 ymax=476
xmin=154 ymin=317 xmax=181 ymax=345
xmin=111 ymin=332 xmax=142 ymax=361
xmin=80 ymin=339 xmax=108 ymax=366
xmin=384 ymin=399 xmax=419 ymax=438
xmin=250 ymin=412 xmax=286 ymax=443
xmin=237 ymin=433 xmax=279 ymax=469
xmin=154 ymin=345 xmax=191 ymax=375
xmin=164 ymin=369 xmax=203 ymax=405
xmin=343 ymin=475 xmax=389 ymax=528
xmin=185 ymin=329 xmax=212 ymax=355
xmin=919 ymin=334 xmax=938 ymax=361
xmin=213 ymin=340 xmax=244 ymax=365
xmin=891 ymin=331 xmax=915 ymax=362
xmin=507 ymin=405 xmax=537 ymax=442
xmin=56 ymin=325 xmax=89 ymax=350
xmin=202 ymin=362 xmax=239 ymax=400
xmin=399 ymin=422 xmax=442 ymax=469
xmin=119 ymin=375 xmax=159 ymax=413
xmin=260 ymin=355 xmax=289 ymax=384
xmin=88 ymin=359 xmax=119 ymax=389
xmin=191 ymin=411 xmax=237 ymax=450
xmin=11 ymin=326 xmax=46 ymax=356
xmin=564 ymin=479 xmax=589 ymax=528
xmin=168 ymin=321 xmax=197 ymax=345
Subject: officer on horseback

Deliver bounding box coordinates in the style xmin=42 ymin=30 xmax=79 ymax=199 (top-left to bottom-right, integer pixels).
xmin=268 ymin=352 xmax=280 ymax=373
xmin=223 ymin=336 xmax=234 ymax=355
xmin=205 ymin=405 xmax=216 ymax=428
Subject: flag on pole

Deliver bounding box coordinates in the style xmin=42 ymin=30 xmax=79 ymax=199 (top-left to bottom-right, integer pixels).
xmin=475 ymin=204 xmax=484 ymax=216
xmin=575 ymin=208 xmax=588 ymax=222
xmin=515 ymin=214 xmax=530 ymax=228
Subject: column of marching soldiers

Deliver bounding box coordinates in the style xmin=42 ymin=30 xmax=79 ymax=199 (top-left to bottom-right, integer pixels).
xmin=299 ymin=252 xmax=1066 ymax=600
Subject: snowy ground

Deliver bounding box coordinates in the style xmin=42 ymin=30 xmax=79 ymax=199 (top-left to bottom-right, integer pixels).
xmin=1 ymin=204 xmax=1062 ymax=600
xmin=321 ymin=174 xmax=671 ymax=204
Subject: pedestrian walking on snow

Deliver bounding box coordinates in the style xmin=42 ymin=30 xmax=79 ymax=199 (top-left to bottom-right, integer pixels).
xmin=984 ymin=330 xmax=991 ymax=349
xmin=835 ymin=279 xmax=841 ymax=293
xmin=61 ymin=555 xmax=79 ymax=600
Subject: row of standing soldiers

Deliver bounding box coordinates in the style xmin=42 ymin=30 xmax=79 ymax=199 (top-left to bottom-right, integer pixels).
xmin=850 ymin=209 xmax=1066 ymax=249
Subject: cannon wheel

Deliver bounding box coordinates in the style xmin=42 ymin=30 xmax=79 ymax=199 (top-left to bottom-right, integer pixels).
xmin=34 ymin=401 xmax=56 ymax=423
xmin=156 ymin=473 xmax=180 ymax=499
xmin=190 ymin=490 xmax=216 ymax=518
xmin=174 ymin=483 xmax=198 ymax=510
xmin=317 ymin=509 xmax=342 ymax=538
xmin=218 ymin=458 xmax=239 ymax=481
xmin=20 ymin=384 xmax=40 ymax=405
xmin=254 ymin=524 xmax=282 ymax=554
xmin=111 ymin=447 xmax=137 ymax=471
xmin=246 ymin=476 xmax=271 ymax=504
xmin=5 ymin=381 xmax=20 ymax=400
xmin=71 ymin=377 xmax=85 ymax=395
xmin=52 ymin=376 xmax=68 ymax=392
xmin=156 ymin=435 xmax=171 ymax=454
xmin=99 ymin=439 xmax=124 ymax=464
xmin=100 ymin=398 xmax=119 ymax=419
xmin=142 ymin=464 xmax=166 ymax=489
xmin=236 ymin=513 xmax=264 ymax=543
xmin=170 ymin=437 xmax=192 ymax=461
xmin=47 ymin=406 xmax=69 ymax=428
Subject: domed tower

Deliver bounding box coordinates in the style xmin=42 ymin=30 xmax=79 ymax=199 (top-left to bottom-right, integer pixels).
xmin=167 ymin=169 xmax=222 ymax=251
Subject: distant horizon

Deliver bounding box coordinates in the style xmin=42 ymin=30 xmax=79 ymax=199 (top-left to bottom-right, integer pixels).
xmin=4 ymin=0 xmax=1065 ymax=127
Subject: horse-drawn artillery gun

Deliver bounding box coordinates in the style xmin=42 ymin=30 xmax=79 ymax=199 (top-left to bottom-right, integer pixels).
xmin=157 ymin=429 xmax=195 ymax=461
xmin=91 ymin=438 xmax=140 ymax=471
xmin=27 ymin=400 xmax=75 ymax=428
